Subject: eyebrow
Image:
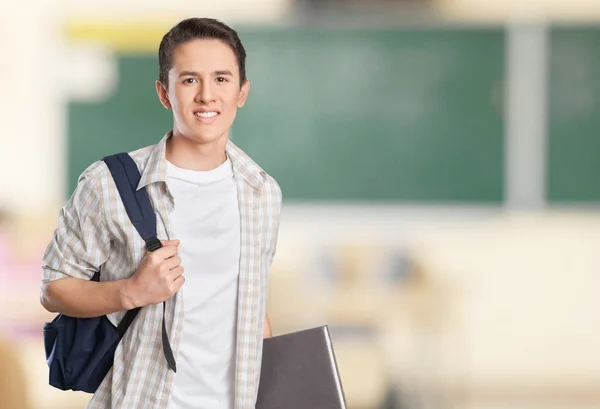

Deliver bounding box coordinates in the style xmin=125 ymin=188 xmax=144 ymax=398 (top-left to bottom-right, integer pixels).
xmin=215 ymin=70 xmax=234 ymax=76
xmin=178 ymin=70 xmax=234 ymax=77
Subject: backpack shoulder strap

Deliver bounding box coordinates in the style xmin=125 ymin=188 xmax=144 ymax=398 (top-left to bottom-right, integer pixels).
xmin=100 ymin=153 xmax=177 ymax=372
xmin=102 ymin=153 xmax=161 ymax=251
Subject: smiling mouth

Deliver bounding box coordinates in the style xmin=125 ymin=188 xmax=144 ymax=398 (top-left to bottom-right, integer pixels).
xmin=195 ymin=111 xmax=218 ymax=118
xmin=193 ymin=111 xmax=220 ymax=123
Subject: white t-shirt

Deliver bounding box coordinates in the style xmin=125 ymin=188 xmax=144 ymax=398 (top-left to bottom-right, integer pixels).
xmin=165 ymin=157 xmax=241 ymax=409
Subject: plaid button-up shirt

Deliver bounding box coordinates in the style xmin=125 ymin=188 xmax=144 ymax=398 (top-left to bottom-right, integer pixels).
xmin=42 ymin=132 xmax=282 ymax=409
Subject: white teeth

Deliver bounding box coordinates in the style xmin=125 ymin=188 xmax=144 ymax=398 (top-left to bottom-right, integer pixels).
xmin=195 ymin=111 xmax=218 ymax=118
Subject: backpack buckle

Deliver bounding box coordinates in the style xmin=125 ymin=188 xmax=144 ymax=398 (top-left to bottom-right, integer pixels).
xmin=145 ymin=237 xmax=162 ymax=252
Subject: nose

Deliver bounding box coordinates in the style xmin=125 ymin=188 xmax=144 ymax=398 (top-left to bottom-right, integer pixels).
xmin=195 ymin=81 xmax=216 ymax=104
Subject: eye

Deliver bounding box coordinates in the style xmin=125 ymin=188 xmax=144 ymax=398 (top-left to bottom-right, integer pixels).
xmin=216 ymin=77 xmax=229 ymax=83
xmin=183 ymin=78 xmax=198 ymax=84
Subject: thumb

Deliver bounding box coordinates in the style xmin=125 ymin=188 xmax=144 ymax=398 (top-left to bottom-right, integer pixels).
xmin=160 ymin=239 xmax=180 ymax=247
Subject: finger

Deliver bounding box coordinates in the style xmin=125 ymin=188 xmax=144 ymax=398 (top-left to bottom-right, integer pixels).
xmin=165 ymin=255 xmax=181 ymax=270
xmin=154 ymin=244 xmax=179 ymax=259
xmin=161 ymin=239 xmax=180 ymax=247
xmin=174 ymin=274 xmax=185 ymax=288
xmin=167 ymin=265 xmax=184 ymax=280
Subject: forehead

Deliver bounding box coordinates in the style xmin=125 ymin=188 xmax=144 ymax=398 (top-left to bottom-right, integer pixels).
xmin=170 ymin=39 xmax=239 ymax=73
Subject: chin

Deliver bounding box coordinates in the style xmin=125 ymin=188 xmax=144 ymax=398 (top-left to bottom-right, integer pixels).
xmin=174 ymin=121 xmax=230 ymax=145
xmin=188 ymin=129 xmax=228 ymax=145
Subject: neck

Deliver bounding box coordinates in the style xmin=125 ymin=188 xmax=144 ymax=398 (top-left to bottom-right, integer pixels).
xmin=166 ymin=131 xmax=228 ymax=171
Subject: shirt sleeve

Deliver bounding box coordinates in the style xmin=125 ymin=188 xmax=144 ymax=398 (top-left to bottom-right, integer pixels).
xmin=42 ymin=166 xmax=111 ymax=282
xmin=263 ymin=175 xmax=282 ymax=267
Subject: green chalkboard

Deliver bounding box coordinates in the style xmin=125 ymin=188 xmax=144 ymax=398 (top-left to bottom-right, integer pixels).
xmin=548 ymin=27 xmax=600 ymax=203
xmin=68 ymin=27 xmax=505 ymax=201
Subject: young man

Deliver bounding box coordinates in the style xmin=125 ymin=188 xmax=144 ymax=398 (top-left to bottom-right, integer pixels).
xmin=40 ymin=18 xmax=282 ymax=409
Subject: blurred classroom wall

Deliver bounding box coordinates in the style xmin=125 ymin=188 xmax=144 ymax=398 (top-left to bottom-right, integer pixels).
xmin=1 ymin=1 xmax=600 ymax=409
xmin=439 ymin=0 xmax=600 ymax=21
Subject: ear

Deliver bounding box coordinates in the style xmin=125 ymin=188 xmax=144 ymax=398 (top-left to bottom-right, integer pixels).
xmin=155 ymin=80 xmax=171 ymax=109
xmin=237 ymin=79 xmax=250 ymax=108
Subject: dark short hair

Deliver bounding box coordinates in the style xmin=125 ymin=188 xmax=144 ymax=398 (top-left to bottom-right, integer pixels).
xmin=158 ymin=18 xmax=246 ymax=87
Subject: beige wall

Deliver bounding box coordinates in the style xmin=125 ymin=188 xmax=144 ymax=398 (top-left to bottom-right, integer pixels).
xmin=438 ymin=0 xmax=600 ymax=21
xmin=63 ymin=0 xmax=292 ymax=22
xmin=0 ymin=2 xmax=65 ymax=216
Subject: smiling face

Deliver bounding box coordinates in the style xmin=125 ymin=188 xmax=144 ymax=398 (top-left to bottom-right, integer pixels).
xmin=156 ymin=38 xmax=250 ymax=146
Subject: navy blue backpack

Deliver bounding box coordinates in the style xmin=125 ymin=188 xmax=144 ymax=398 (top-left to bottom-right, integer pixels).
xmin=43 ymin=153 xmax=176 ymax=393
